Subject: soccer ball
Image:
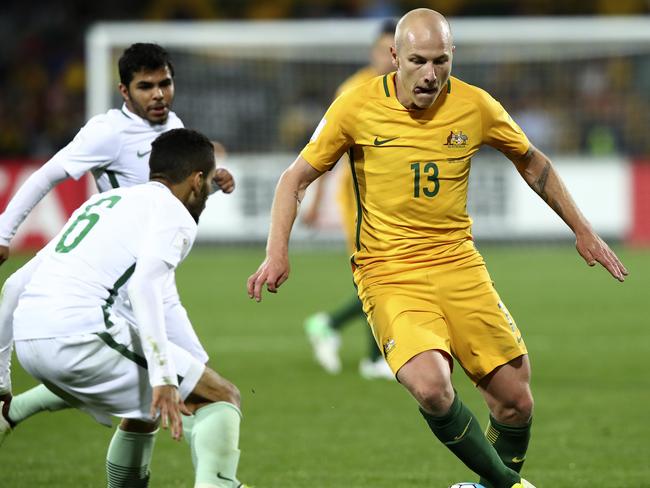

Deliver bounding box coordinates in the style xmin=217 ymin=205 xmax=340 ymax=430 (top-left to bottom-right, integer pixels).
xmin=449 ymin=484 xmax=486 ymax=488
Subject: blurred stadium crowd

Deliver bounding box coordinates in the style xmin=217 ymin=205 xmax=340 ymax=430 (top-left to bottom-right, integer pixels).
xmin=1 ymin=0 xmax=649 ymax=159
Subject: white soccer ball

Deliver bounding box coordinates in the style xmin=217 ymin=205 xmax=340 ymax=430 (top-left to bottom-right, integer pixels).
xmin=449 ymin=484 xmax=486 ymax=488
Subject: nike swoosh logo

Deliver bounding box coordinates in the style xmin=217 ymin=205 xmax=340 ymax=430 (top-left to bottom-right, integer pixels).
xmin=217 ymin=472 xmax=235 ymax=482
xmin=137 ymin=149 xmax=152 ymax=158
xmin=511 ymin=456 xmax=526 ymax=463
xmin=373 ymin=136 xmax=399 ymax=146
xmin=454 ymin=417 xmax=472 ymax=441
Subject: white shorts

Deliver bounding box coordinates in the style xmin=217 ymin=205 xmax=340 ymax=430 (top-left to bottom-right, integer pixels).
xmin=8 ymin=255 xmax=209 ymax=365
xmin=15 ymin=321 xmax=205 ymax=426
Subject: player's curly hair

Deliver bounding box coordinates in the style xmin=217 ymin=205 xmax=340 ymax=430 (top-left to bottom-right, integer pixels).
xmin=118 ymin=43 xmax=175 ymax=86
xmin=149 ymin=128 xmax=214 ymax=184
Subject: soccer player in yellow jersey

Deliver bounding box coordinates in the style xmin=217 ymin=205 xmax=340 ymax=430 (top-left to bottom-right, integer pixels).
xmin=248 ymin=8 xmax=628 ymax=488
xmin=302 ymin=19 xmax=396 ymax=379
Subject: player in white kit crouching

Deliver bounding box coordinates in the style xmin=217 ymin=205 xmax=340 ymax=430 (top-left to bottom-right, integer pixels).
xmin=9 ymin=129 xmax=248 ymax=488
xmin=0 ymin=43 xmax=238 ymax=487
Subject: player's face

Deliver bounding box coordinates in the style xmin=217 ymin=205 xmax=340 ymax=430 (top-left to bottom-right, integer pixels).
xmin=371 ymin=34 xmax=396 ymax=75
xmin=392 ymin=31 xmax=453 ymax=110
xmin=188 ymin=166 xmax=216 ymax=223
xmin=119 ymin=66 xmax=174 ymax=125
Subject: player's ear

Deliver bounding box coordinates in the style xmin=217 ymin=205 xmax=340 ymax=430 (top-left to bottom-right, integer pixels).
xmin=190 ymin=171 xmax=204 ymax=194
xmin=390 ymin=46 xmax=398 ymax=69
xmin=118 ymin=83 xmax=130 ymax=102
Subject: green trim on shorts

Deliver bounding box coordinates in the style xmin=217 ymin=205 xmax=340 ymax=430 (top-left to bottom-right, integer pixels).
xmin=96 ymin=331 xmax=148 ymax=369
xmin=95 ymin=331 xmax=185 ymax=384
xmin=95 ymin=332 xmax=184 ymax=385
xmin=99 ymin=263 xmax=186 ymax=384
xmin=40 ymin=380 xmax=82 ymax=409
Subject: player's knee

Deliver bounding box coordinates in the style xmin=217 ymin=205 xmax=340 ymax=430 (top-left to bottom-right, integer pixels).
xmin=189 ymin=368 xmax=241 ymax=409
xmin=412 ymin=381 xmax=454 ymax=416
xmin=208 ymin=375 xmax=240 ymax=408
xmin=493 ymin=392 xmax=534 ymax=425
xmin=221 ymin=380 xmax=241 ymax=408
xmin=119 ymin=417 xmax=158 ymax=433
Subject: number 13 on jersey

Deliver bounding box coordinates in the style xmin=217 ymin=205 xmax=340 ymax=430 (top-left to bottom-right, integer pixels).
xmin=410 ymin=161 xmax=440 ymax=198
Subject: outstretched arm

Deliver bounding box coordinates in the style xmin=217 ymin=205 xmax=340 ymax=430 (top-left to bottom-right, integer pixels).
xmin=510 ymin=146 xmax=628 ymax=281
xmin=0 ymin=160 xmax=70 ymax=264
xmin=247 ymin=156 xmax=322 ymax=301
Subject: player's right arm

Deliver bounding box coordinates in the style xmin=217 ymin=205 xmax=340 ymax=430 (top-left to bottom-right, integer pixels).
xmin=247 ymin=156 xmax=322 ymax=302
xmin=248 ymin=91 xmax=357 ymax=301
xmin=0 ymin=160 xmax=69 ymax=264
xmin=0 ymin=117 xmax=120 ymax=265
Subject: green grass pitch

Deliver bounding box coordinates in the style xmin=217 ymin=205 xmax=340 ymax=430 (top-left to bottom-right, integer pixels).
xmin=1 ymin=244 xmax=648 ymax=487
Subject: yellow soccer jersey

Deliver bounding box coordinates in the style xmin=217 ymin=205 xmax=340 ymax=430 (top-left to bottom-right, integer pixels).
xmin=301 ymin=73 xmax=530 ymax=269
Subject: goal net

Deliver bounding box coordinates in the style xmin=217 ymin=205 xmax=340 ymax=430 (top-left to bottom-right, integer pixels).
xmin=86 ymin=17 xmax=650 ymax=243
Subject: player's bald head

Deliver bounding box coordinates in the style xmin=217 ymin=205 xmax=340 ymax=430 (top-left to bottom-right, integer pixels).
xmin=390 ymin=8 xmax=454 ymax=110
xmin=395 ymin=8 xmax=452 ymax=54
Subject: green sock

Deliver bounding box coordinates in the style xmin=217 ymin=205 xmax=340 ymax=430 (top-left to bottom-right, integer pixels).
xmin=419 ymin=394 xmax=520 ymax=488
xmin=106 ymin=427 xmax=156 ymax=488
xmin=479 ymin=415 xmax=532 ymax=488
xmin=330 ymin=295 xmax=364 ymax=330
xmin=192 ymin=402 xmax=242 ymax=488
xmin=182 ymin=413 xmax=197 ymax=468
xmin=8 ymin=384 xmax=70 ymax=425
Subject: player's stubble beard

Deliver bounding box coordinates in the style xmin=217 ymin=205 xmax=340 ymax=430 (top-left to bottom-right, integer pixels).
xmin=127 ymin=90 xmax=170 ymax=125
xmin=188 ymin=180 xmax=210 ymax=223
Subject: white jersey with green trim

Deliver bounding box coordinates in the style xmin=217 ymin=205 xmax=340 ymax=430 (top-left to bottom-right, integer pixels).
xmin=56 ymin=104 xmax=184 ymax=192
xmin=0 ymin=104 xmax=183 ymax=246
xmin=13 ymin=181 xmax=196 ymax=341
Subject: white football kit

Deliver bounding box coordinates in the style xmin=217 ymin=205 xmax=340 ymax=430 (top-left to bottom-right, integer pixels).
xmin=0 ymin=105 xmax=207 ymax=395
xmin=13 ymin=183 xmax=205 ymax=423
xmin=0 ymin=103 xmax=184 ymax=243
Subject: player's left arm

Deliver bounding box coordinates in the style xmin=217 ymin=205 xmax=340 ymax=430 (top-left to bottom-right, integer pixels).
xmin=162 ymin=277 xmax=209 ymax=364
xmin=247 ymin=156 xmax=323 ymax=302
xmin=128 ymin=256 xmax=189 ymax=440
xmin=510 ymin=145 xmax=628 ymax=281
xmin=213 ymin=168 xmax=235 ymax=194
xmin=210 ymin=140 xmax=235 ymax=194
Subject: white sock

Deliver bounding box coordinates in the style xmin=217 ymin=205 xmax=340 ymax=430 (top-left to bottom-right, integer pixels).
xmin=8 ymin=384 xmax=70 ymax=424
xmin=192 ymin=402 xmax=242 ymax=488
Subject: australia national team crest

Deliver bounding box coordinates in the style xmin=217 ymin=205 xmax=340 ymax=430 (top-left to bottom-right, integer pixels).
xmin=444 ymin=129 xmax=469 ymax=148
xmin=383 ymin=337 xmax=396 ymax=357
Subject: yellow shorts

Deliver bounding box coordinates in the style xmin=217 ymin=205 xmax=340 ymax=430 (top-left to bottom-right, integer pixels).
xmin=354 ymin=241 xmax=527 ymax=384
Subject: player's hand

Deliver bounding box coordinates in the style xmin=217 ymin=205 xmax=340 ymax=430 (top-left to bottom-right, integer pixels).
xmin=575 ymin=231 xmax=628 ymax=282
xmin=0 ymin=245 xmax=9 ymax=266
xmin=247 ymin=255 xmax=290 ymax=302
xmin=150 ymin=385 xmax=190 ymax=441
xmin=213 ymin=168 xmax=235 ymax=194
